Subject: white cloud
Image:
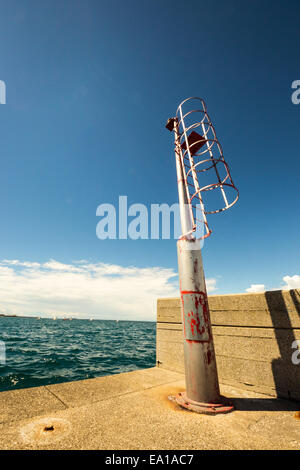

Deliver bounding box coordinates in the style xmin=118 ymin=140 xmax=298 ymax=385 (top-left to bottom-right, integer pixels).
xmin=246 ymin=284 xmax=266 ymax=293
xmin=281 ymin=275 xmax=300 ymax=290
xmin=1 ymin=260 xmax=41 ymax=268
xmin=0 ymin=259 xmax=218 ymax=321
xmin=246 ymin=274 xmax=300 ymax=293
xmin=206 ymin=278 xmax=217 ymax=293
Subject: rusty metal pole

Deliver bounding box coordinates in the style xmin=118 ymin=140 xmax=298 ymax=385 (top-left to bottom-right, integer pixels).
xmin=166 ymin=115 xmax=234 ymax=414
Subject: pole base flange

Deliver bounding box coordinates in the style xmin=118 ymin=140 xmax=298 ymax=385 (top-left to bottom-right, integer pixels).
xmin=168 ymin=392 xmax=234 ymax=415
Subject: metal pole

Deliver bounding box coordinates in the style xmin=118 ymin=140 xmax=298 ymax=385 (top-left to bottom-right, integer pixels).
xmin=166 ymin=116 xmax=233 ymax=414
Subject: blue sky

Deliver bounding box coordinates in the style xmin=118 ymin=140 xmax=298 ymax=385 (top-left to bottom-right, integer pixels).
xmin=0 ymin=0 xmax=299 ymax=318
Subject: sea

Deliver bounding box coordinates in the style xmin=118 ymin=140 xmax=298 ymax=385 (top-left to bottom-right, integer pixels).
xmin=0 ymin=316 xmax=156 ymax=392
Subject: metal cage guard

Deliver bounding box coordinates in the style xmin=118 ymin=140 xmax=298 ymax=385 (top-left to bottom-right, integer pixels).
xmin=167 ymin=97 xmax=239 ymax=239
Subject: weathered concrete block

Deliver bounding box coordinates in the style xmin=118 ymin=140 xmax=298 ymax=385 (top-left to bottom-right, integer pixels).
xmin=156 ymin=290 xmax=300 ymax=400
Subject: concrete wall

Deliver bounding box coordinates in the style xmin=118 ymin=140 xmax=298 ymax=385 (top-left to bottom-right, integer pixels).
xmin=156 ymin=289 xmax=300 ymax=401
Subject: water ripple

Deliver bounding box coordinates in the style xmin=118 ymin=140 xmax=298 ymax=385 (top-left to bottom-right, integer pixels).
xmin=0 ymin=317 xmax=156 ymax=391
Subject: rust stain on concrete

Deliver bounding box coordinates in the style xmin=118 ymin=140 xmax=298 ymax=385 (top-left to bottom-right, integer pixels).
xmin=20 ymin=417 xmax=71 ymax=445
xmin=165 ymin=387 xmax=186 ymax=412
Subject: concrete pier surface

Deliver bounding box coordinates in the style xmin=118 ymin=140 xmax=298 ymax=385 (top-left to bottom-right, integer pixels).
xmin=0 ymin=367 xmax=299 ymax=450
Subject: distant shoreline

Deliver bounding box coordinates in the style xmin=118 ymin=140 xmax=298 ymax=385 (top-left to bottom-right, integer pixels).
xmin=0 ymin=314 xmax=36 ymax=319
xmin=0 ymin=315 xmax=155 ymax=322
